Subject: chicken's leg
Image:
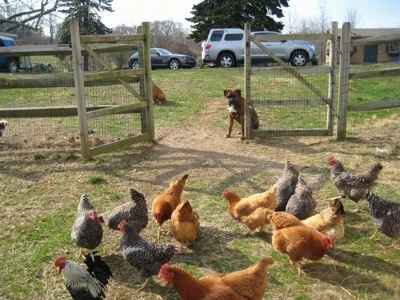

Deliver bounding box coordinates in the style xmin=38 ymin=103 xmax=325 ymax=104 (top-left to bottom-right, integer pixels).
xmin=136 ymin=277 xmax=150 ymax=292
xmin=157 ymin=225 xmax=162 ymax=240
xmin=370 ymin=229 xmax=379 ymax=241
xmin=352 ymin=202 xmax=360 ymax=213
xmin=296 ymin=262 xmax=305 ymax=277
xmin=77 ymin=247 xmax=86 ymax=258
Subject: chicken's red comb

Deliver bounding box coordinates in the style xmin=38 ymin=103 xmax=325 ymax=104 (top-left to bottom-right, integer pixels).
xmin=327 ymin=156 xmax=335 ymax=161
xmin=222 ymin=188 xmax=230 ymax=197
xmin=117 ymin=220 xmax=126 ymax=228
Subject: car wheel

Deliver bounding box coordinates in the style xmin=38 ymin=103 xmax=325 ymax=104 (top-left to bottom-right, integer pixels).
xmin=169 ymin=59 xmax=180 ymax=70
xmin=218 ymin=53 xmax=236 ymax=68
xmin=6 ymin=58 xmax=18 ymax=73
xmin=131 ymin=60 xmax=139 ymax=69
xmin=290 ymin=50 xmax=308 ymax=67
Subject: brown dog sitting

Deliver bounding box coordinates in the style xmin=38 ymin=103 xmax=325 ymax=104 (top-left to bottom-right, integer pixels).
xmin=223 ymin=88 xmax=259 ymax=139
xmin=152 ymin=81 xmax=167 ymax=104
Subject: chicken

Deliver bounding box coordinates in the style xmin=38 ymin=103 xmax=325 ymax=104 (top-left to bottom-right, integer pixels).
xmin=221 ymin=185 xmax=277 ymax=235
xmin=71 ymin=195 xmax=104 ymax=258
xmin=152 ymin=174 xmax=189 ymax=240
xmin=170 ymin=199 xmax=200 ymax=251
xmin=0 ymin=119 xmax=8 ymax=137
xmin=275 ymin=160 xmax=299 ymax=211
xmin=328 ymin=156 xmax=383 ymax=212
xmin=158 ymin=256 xmax=274 ymax=300
xmin=365 ymin=190 xmax=400 ymax=248
xmin=302 ymin=196 xmax=345 ymax=256
xmin=285 ymin=175 xmax=316 ymax=220
xmin=117 ymin=219 xmax=175 ymax=291
xmin=99 ymin=189 xmax=148 ymax=232
xmin=54 ymin=252 xmax=113 ymax=300
xmin=265 ymin=209 xmax=333 ymax=276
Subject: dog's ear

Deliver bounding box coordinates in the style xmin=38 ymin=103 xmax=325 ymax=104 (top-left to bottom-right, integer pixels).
xmin=236 ymin=89 xmax=241 ymax=96
xmin=223 ymin=89 xmax=227 ymax=97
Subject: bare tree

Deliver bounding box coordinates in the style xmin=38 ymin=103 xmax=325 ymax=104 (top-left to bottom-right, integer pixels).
xmin=345 ymin=7 xmax=362 ymax=28
xmin=283 ymin=9 xmax=300 ymax=34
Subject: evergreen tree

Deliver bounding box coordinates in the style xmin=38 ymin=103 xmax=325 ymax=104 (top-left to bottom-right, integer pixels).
xmin=186 ymin=0 xmax=289 ymax=43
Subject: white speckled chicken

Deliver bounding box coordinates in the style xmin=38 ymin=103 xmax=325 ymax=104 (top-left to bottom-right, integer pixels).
xmin=285 ymin=175 xmax=316 ymax=220
xmin=117 ymin=220 xmax=175 ymax=291
xmin=275 ymin=160 xmax=299 ymax=211
xmin=71 ymin=195 xmax=104 ymax=258
xmin=365 ymin=190 xmax=400 ymax=248
xmin=99 ymin=189 xmax=148 ymax=232
xmin=328 ymin=156 xmax=383 ymax=212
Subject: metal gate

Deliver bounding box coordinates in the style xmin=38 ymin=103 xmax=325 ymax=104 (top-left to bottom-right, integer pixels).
xmin=243 ymin=23 xmax=337 ymax=139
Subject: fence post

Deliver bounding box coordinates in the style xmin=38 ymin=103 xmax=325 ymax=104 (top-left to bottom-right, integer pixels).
xmin=244 ymin=22 xmax=251 ymax=140
xmin=70 ymin=19 xmax=90 ymax=158
xmin=327 ymin=21 xmax=338 ymax=136
xmin=337 ymin=22 xmax=351 ymax=140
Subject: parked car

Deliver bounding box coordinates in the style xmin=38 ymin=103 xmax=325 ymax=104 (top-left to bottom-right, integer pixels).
xmin=202 ymin=28 xmax=317 ymax=68
xmin=128 ymin=47 xmax=196 ymax=70
xmin=0 ymin=36 xmax=20 ymax=73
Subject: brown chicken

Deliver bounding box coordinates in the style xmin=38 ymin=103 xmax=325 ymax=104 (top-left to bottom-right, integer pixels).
xmin=170 ymin=199 xmax=200 ymax=251
xmin=285 ymin=175 xmax=316 ymax=220
xmin=99 ymin=189 xmax=148 ymax=232
xmin=221 ymin=185 xmax=277 ymax=235
xmin=302 ymin=196 xmax=345 ymax=256
xmin=152 ymin=174 xmax=189 ymax=240
xmin=265 ymin=209 xmax=333 ymax=276
xmin=328 ymin=156 xmax=383 ymax=212
xmin=275 ymin=160 xmax=299 ymax=211
xmin=158 ymin=256 xmax=274 ymax=300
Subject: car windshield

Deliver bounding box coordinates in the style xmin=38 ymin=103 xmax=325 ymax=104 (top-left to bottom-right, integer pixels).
xmin=157 ymin=48 xmax=172 ymax=55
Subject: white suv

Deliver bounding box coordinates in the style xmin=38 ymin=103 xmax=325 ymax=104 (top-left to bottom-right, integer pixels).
xmin=202 ymin=28 xmax=317 ymax=68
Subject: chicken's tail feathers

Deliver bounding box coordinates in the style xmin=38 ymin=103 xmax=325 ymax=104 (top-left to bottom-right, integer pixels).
xmin=84 ymin=252 xmax=113 ymax=285
xmin=365 ymin=190 xmax=375 ymax=201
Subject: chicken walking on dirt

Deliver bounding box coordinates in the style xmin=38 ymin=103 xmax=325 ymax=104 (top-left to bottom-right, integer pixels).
xmin=99 ymin=188 xmax=148 ymax=232
xmin=158 ymin=256 xmax=274 ymax=300
xmin=152 ymin=174 xmax=189 ymax=240
xmin=365 ymin=190 xmax=400 ymax=248
xmin=71 ymin=194 xmax=104 ymax=258
xmin=265 ymin=208 xmax=333 ymax=276
xmin=275 ymin=160 xmax=299 ymax=212
xmin=54 ymin=252 xmax=113 ymax=300
xmin=170 ymin=199 xmax=200 ymax=252
xmin=328 ymin=156 xmax=383 ymax=213
xmin=117 ymin=220 xmax=175 ymax=291
xmin=222 ymin=184 xmax=277 ymax=235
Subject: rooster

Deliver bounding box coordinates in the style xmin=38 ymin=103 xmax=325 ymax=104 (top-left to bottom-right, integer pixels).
xmin=285 ymin=175 xmax=316 ymax=220
xmin=159 ymin=256 xmax=274 ymax=300
xmin=222 ymin=185 xmax=277 ymax=235
xmin=275 ymin=160 xmax=299 ymax=211
xmin=365 ymin=190 xmax=400 ymax=248
xmin=265 ymin=209 xmax=333 ymax=276
xmin=54 ymin=252 xmax=113 ymax=300
xmin=99 ymin=189 xmax=148 ymax=232
xmin=71 ymin=195 xmax=104 ymax=258
xmin=170 ymin=199 xmax=200 ymax=251
xmin=117 ymin=220 xmax=175 ymax=291
xmin=328 ymin=156 xmax=383 ymax=212
xmin=152 ymin=174 xmax=189 ymax=240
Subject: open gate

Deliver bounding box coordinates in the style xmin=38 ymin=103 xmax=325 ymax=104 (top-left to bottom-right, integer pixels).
xmin=243 ymin=22 xmax=338 ymax=139
xmin=70 ymin=20 xmax=154 ymax=158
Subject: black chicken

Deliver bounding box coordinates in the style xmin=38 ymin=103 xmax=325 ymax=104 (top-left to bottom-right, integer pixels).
xmin=285 ymin=175 xmax=316 ymax=220
xmin=365 ymin=190 xmax=400 ymax=248
xmin=328 ymin=157 xmax=383 ymax=212
xmin=54 ymin=252 xmax=113 ymax=299
xmin=275 ymin=159 xmax=299 ymax=211
xmin=117 ymin=219 xmax=175 ymax=291
xmin=99 ymin=189 xmax=148 ymax=232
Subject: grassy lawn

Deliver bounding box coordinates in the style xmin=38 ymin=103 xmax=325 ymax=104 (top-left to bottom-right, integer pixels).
xmin=0 ymin=64 xmax=399 ymax=299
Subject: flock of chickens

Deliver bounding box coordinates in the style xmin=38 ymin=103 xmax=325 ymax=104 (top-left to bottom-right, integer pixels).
xmin=53 ymin=156 xmax=400 ymax=300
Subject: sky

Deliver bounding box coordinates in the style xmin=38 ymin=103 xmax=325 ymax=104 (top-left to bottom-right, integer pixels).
xmin=100 ymin=0 xmax=400 ymax=32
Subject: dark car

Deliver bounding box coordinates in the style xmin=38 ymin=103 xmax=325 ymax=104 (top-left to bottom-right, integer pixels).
xmin=128 ymin=47 xmax=196 ymax=70
xmin=0 ymin=36 xmax=20 ymax=73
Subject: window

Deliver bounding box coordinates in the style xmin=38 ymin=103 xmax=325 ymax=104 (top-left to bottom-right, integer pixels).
xmin=224 ymin=34 xmax=243 ymax=41
xmin=210 ymin=31 xmax=224 ymax=42
xmin=387 ymin=43 xmax=399 ymax=56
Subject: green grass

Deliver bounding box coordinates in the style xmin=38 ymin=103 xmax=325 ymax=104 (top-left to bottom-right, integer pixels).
xmin=0 ymin=64 xmax=399 ymax=299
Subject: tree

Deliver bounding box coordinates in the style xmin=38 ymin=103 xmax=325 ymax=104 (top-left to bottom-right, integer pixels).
xmin=186 ymin=0 xmax=289 ymax=43
xmin=344 ymin=7 xmax=362 ymax=28
xmin=57 ymin=0 xmax=113 ymax=71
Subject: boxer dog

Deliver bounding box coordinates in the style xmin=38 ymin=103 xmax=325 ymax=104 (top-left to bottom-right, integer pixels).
xmin=223 ymin=88 xmax=259 ymax=139
xmin=152 ymin=81 xmax=167 ymax=104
